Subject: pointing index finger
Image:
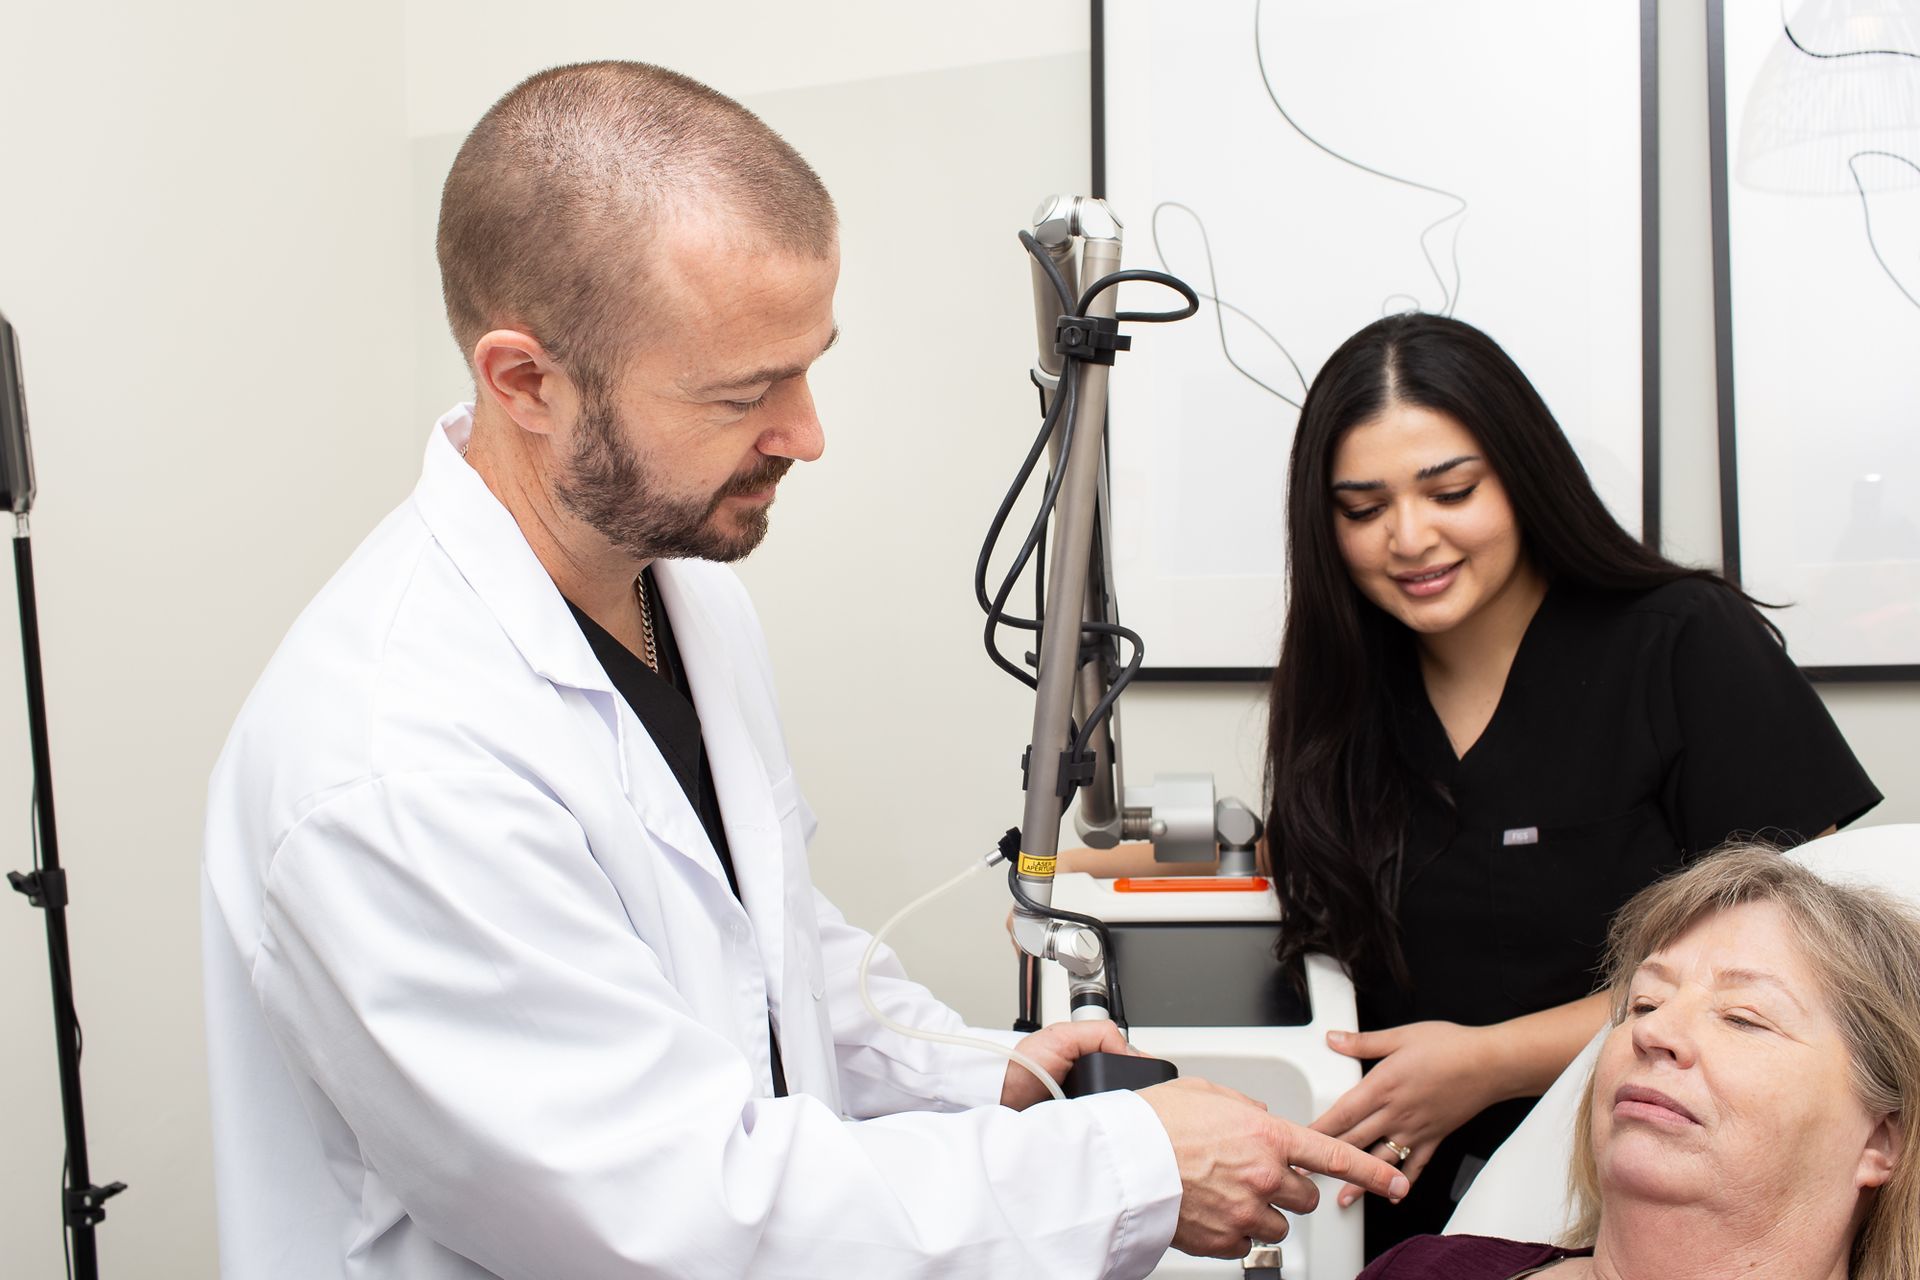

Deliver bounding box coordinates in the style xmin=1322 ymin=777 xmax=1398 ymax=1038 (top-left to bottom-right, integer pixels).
xmin=1271 ymin=1118 xmax=1410 ymax=1201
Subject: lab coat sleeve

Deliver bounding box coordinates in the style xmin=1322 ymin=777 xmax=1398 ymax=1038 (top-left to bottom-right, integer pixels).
xmin=252 ymin=769 xmax=1181 ymax=1280
xmin=812 ymin=888 xmax=1029 ymax=1119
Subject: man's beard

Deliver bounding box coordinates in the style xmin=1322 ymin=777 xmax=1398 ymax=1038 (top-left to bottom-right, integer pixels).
xmin=554 ymin=394 xmax=792 ymax=564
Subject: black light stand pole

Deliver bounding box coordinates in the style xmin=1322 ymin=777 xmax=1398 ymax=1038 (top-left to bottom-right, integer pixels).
xmin=9 ymin=520 xmax=122 ymax=1279
xmin=5 ymin=308 xmax=121 ymax=1276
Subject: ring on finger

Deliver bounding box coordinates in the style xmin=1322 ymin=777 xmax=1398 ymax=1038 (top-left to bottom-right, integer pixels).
xmin=1381 ymin=1139 xmax=1411 ymax=1164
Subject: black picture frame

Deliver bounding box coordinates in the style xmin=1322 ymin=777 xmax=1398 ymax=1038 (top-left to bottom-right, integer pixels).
xmin=1707 ymin=0 xmax=1920 ymax=683
xmin=1092 ymin=0 xmax=1664 ymax=683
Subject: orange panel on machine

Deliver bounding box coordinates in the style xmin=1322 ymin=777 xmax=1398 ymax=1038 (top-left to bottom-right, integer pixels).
xmin=1112 ymin=876 xmax=1270 ymax=893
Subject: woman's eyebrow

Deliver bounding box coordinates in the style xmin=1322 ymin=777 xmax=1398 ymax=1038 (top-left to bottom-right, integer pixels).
xmin=1636 ymin=960 xmax=1810 ymax=1016
xmin=1414 ymin=454 xmax=1481 ymax=480
xmin=1330 ymin=453 xmax=1483 ymax=491
xmin=1715 ymin=967 xmax=1809 ymax=1015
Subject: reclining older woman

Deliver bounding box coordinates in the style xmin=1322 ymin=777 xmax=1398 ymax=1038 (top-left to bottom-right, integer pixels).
xmin=1360 ymin=844 xmax=1920 ymax=1280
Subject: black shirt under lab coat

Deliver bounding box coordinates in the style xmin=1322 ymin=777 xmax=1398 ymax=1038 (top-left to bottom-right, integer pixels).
xmin=1356 ymin=577 xmax=1879 ymax=1252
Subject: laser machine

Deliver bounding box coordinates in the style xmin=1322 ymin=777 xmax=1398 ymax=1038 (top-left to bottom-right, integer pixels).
xmin=989 ymin=197 xmax=1365 ymax=1280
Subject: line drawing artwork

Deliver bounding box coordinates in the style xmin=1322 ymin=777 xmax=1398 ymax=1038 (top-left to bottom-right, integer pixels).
xmin=1249 ymin=0 xmax=1470 ymax=320
xmin=1151 ymin=202 xmax=1310 ymax=406
xmin=1101 ymin=2 xmax=1648 ymax=669
xmin=1779 ymin=0 xmax=1920 ymax=314
xmin=1849 ymin=152 xmax=1920 ymax=311
xmin=1147 ymin=0 xmax=1471 ymax=408
xmin=1782 ymin=3 xmax=1920 ymax=60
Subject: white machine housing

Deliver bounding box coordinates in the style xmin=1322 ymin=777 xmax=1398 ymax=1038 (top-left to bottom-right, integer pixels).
xmin=1040 ymin=873 xmax=1365 ymax=1280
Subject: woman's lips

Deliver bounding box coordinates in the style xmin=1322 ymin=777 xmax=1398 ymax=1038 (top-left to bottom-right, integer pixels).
xmin=1614 ymin=1083 xmax=1701 ymax=1127
xmin=1391 ymin=561 xmax=1462 ymax=598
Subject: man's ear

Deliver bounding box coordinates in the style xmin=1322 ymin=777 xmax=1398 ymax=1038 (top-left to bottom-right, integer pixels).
xmin=1857 ymin=1112 xmax=1904 ymax=1190
xmin=473 ymin=329 xmax=575 ymax=437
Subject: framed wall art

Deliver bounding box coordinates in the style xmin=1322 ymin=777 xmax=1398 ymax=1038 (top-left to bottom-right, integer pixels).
xmin=1094 ymin=0 xmax=1660 ymax=678
xmin=1710 ymin=0 xmax=1920 ymax=680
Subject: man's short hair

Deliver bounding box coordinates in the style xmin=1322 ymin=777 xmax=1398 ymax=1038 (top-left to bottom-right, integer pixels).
xmin=436 ymin=61 xmax=837 ymax=394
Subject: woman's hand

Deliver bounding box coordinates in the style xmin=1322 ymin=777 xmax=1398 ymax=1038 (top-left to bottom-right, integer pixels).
xmin=1310 ymin=1021 xmax=1500 ymax=1206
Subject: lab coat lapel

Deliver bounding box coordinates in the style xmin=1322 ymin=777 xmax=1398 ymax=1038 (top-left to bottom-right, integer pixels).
xmin=411 ymin=408 xmax=610 ymax=695
xmin=651 ymin=562 xmax=788 ymax=985
xmin=410 ymin=408 xmax=732 ymax=896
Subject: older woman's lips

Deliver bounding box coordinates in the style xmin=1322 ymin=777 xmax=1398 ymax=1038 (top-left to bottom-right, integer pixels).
xmin=1614 ymin=1084 xmax=1700 ymax=1126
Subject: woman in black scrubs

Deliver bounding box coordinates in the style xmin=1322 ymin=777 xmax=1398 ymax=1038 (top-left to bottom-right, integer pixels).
xmin=1265 ymin=314 xmax=1881 ymax=1255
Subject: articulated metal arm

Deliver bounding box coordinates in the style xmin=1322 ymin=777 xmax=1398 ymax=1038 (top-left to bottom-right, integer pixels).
xmin=1002 ymin=197 xmax=1265 ymax=1024
xmin=1010 ymin=195 xmax=1126 ymax=1021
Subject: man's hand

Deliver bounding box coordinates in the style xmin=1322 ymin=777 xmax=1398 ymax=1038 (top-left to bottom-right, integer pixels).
xmin=1140 ymin=1078 xmax=1409 ymax=1259
xmin=1311 ymin=1021 xmax=1496 ymax=1206
xmin=1000 ymin=1020 xmax=1136 ymax=1110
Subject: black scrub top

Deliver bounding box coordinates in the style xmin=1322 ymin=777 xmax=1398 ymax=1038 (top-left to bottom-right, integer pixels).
xmin=1357 ymin=577 xmax=1878 ymax=1251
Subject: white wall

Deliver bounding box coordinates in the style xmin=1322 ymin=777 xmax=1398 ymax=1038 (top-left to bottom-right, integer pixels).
xmin=0 ymin=5 xmax=414 ymax=1275
xmin=0 ymin=3 xmax=1912 ymax=1277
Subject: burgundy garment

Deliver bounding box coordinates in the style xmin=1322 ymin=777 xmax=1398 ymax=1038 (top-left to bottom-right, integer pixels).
xmin=1358 ymin=1234 xmax=1592 ymax=1279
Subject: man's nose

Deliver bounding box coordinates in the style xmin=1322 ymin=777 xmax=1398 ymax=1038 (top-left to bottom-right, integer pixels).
xmin=761 ymin=380 xmax=824 ymax=463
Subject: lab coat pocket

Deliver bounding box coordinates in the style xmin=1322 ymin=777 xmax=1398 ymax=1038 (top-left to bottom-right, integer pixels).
xmin=1488 ymin=802 xmax=1676 ymax=1012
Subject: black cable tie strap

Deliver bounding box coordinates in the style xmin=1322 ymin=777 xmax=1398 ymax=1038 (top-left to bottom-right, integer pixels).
xmin=1054 ymin=313 xmax=1131 ymax=366
xmin=7 ymin=866 xmax=67 ymax=910
xmin=1056 ymin=748 xmax=1097 ymax=799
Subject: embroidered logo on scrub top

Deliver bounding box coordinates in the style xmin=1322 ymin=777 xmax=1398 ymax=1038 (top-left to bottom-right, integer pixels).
xmin=1502 ymin=827 xmax=1540 ymax=846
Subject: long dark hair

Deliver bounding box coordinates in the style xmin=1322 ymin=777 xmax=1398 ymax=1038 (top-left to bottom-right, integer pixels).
xmin=1265 ymin=313 xmax=1772 ymax=986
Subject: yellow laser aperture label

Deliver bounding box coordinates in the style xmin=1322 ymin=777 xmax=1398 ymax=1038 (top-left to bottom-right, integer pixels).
xmin=1017 ymin=853 xmax=1058 ymax=877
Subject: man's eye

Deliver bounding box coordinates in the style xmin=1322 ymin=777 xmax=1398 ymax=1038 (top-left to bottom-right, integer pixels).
xmin=1433 ymin=484 xmax=1479 ymax=505
xmin=727 ymin=396 xmax=768 ymax=414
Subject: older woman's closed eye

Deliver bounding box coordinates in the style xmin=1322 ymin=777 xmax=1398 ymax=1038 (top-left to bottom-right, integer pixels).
xmin=1358 ymin=844 xmax=1920 ymax=1280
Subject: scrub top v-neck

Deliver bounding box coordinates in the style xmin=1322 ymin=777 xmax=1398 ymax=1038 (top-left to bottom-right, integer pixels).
xmin=566 ymin=571 xmax=789 ymax=1098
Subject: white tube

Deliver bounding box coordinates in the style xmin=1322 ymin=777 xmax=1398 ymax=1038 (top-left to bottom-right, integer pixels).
xmin=858 ymin=857 xmax=1067 ymax=1104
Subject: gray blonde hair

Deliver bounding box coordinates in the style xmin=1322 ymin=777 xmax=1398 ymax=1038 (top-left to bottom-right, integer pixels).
xmin=436 ymin=61 xmax=837 ymax=396
xmin=1566 ymin=843 xmax=1920 ymax=1280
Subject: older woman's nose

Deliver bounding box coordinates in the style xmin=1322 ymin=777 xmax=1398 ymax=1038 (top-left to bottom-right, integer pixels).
xmin=1630 ymin=1000 xmax=1700 ymax=1070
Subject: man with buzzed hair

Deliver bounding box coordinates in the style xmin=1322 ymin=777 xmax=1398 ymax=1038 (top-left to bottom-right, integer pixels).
xmin=202 ymin=61 xmax=1404 ymax=1279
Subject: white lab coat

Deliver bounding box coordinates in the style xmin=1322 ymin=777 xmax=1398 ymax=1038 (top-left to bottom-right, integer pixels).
xmin=201 ymin=406 xmax=1180 ymax=1280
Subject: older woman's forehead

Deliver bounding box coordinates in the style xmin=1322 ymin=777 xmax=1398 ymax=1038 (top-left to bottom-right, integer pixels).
xmin=1635 ymin=903 xmax=1817 ymax=997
